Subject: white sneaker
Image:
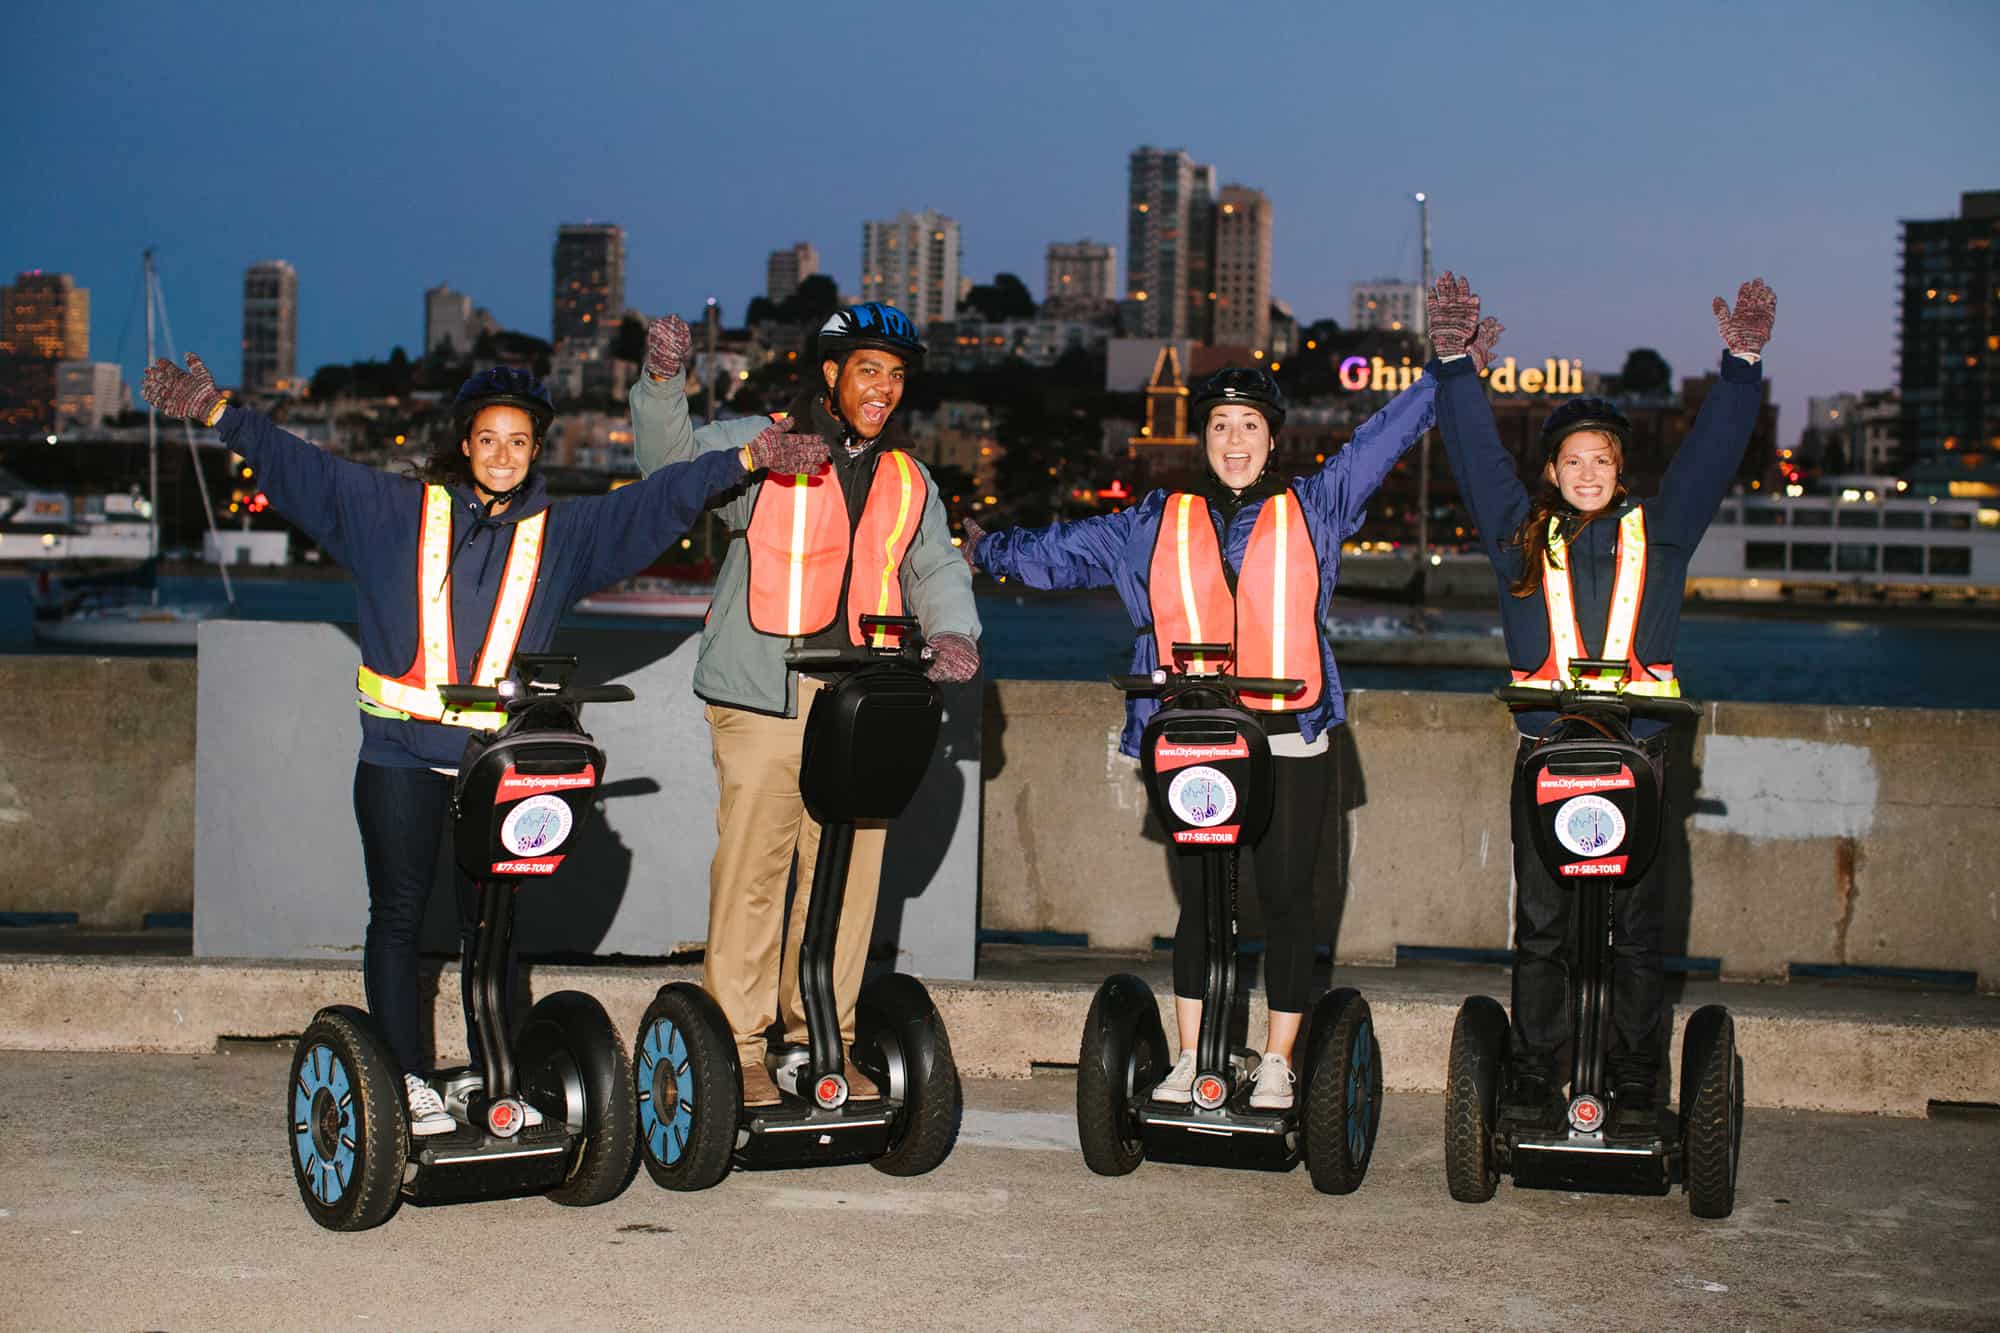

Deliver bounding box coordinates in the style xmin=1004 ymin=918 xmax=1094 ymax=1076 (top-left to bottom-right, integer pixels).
xmin=440 ymin=1070 xmax=544 ymax=1129
xmin=1248 ymin=1052 xmax=1296 ymax=1110
xmin=404 ymin=1074 xmax=456 ymax=1137
xmin=1151 ymin=1050 xmax=1198 ymax=1104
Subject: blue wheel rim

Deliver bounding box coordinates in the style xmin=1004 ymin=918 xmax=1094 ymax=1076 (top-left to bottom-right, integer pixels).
xmin=292 ymin=1042 xmax=357 ymax=1205
xmin=1346 ymin=1017 xmax=1375 ymax=1164
xmin=637 ymin=1017 xmax=694 ymax=1166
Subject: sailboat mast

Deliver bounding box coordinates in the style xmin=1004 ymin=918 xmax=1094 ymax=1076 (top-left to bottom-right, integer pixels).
xmin=145 ymin=247 xmax=160 ymax=604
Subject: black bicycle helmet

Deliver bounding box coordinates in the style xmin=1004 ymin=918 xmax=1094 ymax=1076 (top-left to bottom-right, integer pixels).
xmin=1191 ymin=366 xmax=1287 ymax=435
xmin=1539 ymin=396 xmax=1630 ymax=464
xmin=815 ymin=301 xmax=926 ymax=372
xmin=454 ymin=366 xmax=555 ymax=439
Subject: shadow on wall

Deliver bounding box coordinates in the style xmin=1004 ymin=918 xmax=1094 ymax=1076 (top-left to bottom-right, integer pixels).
xmin=869 ymin=673 xmax=980 ymax=968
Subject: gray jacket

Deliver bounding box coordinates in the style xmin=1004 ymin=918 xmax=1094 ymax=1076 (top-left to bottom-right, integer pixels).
xmin=630 ymin=373 xmax=980 ymax=716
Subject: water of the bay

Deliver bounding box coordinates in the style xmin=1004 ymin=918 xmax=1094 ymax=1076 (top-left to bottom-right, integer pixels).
xmin=3 ymin=573 xmax=1995 ymax=711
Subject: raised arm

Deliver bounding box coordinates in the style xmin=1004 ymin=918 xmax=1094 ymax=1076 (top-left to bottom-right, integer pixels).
xmin=967 ymin=503 xmax=1142 ymax=592
xmin=1426 ymin=273 xmax=1530 ymax=568
xmin=1296 ymin=373 xmax=1438 ymax=540
xmin=631 ymin=315 xmax=732 ymax=477
xmin=1649 ymin=279 xmax=1775 ymax=548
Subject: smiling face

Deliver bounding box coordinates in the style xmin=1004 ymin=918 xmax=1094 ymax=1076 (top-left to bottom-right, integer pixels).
xmin=460 ymin=404 xmax=540 ymax=507
xmin=1545 ymin=430 xmax=1621 ymax=514
xmin=822 ymin=348 xmax=907 ymax=441
xmin=1204 ymin=404 xmax=1272 ymax=491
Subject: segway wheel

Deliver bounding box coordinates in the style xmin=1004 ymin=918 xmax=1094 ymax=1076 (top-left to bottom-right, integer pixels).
xmin=858 ymin=973 xmax=963 ymax=1177
xmin=287 ymin=1005 xmax=404 ymax=1232
xmin=1444 ymin=996 xmax=1508 ymax=1204
xmin=1304 ymin=988 xmax=1384 ymax=1195
xmin=634 ymin=985 xmax=737 ymax=1191
xmin=516 ymin=990 xmax=638 ymax=1207
xmin=1074 ymin=974 xmax=1168 ymax=1177
xmin=1681 ymin=1005 xmax=1742 ymax=1219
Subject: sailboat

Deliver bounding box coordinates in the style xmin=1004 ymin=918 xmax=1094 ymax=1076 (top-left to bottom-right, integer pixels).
xmin=33 ymin=249 xmax=235 ymax=648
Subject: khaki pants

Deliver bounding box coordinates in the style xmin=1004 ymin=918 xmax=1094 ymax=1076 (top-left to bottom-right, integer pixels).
xmin=703 ymin=676 xmax=886 ymax=1066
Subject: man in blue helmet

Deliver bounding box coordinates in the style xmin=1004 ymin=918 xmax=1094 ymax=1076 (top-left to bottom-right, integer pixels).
xmin=630 ymin=303 xmax=980 ymax=1106
xmin=141 ymin=351 xmax=825 ymax=1134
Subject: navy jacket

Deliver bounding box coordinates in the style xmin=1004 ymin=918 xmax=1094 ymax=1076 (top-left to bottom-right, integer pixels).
xmin=216 ymin=406 xmax=748 ymax=768
xmin=1432 ymin=352 xmax=1764 ymax=732
xmin=973 ymin=377 xmax=1437 ymax=755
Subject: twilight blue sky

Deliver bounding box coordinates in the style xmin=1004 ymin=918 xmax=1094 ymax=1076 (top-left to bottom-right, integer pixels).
xmin=5 ymin=0 xmax=1995 ymax=441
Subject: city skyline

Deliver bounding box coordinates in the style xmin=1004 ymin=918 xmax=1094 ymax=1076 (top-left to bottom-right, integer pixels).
xmin=3 ymin=1 xmax=1994 ymax=443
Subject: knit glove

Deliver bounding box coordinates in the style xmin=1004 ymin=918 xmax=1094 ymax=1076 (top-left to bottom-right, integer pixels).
xmin=745 ymin=423 xmax=829 ymax=473
xmin=1468 ymin=316 xmax=1505 ymax=373
xmin=925 ymin=631 xmax=980 ymax=684
xmin=1713 ymin=279 xmax=1776 ymax=357
xmin=646 ymin=314 xmax=693 ymax=381
xmin=142 ymin=353 xmax=225 ymax=423
xmin=1425 ymin=271 xmax=1480 ymax=361
xmin=959 ymin=517 xmax=987 ymax=571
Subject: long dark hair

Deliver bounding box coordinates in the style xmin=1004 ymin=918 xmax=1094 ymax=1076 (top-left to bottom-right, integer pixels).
xmin=1506 ymin=440 xmax=1627 ymax=598
xmin=417 ymin=402 xmax=545 ymax=488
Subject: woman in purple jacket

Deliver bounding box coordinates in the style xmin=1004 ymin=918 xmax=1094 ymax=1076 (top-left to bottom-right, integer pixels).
xmin=964 ymin=366 xmax=1436 ymax=1110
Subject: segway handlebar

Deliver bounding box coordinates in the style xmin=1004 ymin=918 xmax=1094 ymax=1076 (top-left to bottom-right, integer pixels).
xmin=435 ymin=681 xmax=637 ymax=711
xmin=1492 ymin=683 xmax=1700 ymax=723
xmin=782 ymin=614 xmax=929 ymax=673
xmin=1110 ymin=668 xmax=1308 ymax=700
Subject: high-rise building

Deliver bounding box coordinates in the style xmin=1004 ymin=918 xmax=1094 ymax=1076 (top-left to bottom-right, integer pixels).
xmin=55 ymin=361 xmax=128 ymax=429
xmin=425 ymin=283 xmax=471 ymax=358
xmin=1350 ymin=280 xmax=1422 ymax=333
xmin=1897 ymin=190 xmax=2000 ymax=463
xmin=767 ymin=243 xmax=820 ymax=301
xmin=1211 ymin=185 xmax=1272 ymax=350
xmin=553 ymin=223 xmax=626 ymax=349
xmin=1044 ymin=241 xmax=1118 ymax=315
xmin=1 ymin=271 xmax=89 ymax=360
xmin=242 ymin=260 xmax=298 ymax=395
xmin=860 ymin=210 xmax=961 ymax=327
xmin=1126 ymin=147 xmax=1206 ymax=340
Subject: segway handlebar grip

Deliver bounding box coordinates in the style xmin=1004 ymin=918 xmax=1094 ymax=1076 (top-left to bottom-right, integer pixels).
xmin=561 ymin=684 xmax=635 ymax=706
xmin=436 ymin=683 xmax=504 ymax=706
xmin=1229 ymin=675 xmax=1305 ymax=697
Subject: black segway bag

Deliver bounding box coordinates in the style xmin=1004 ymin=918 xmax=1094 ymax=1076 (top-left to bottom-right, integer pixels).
xmin=800 ymin=664 xmax=943 ymax=825
xmin=1138 ymin=705 xmax=1275 ymax=848
xmin=452 ymin=722 xmax=607 ymax=881
xmin=1520 ymin=733 xmax=1663 ymax=884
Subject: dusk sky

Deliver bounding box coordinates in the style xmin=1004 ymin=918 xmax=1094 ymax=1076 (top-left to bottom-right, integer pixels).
xmin=5 ymin=0 xmax=1995 ymax=440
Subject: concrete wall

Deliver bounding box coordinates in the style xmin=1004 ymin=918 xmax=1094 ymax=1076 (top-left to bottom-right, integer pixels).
xmin=980 ymin=682 xmax=2000 ymax=991
xmin=0 ymin=656 xmax=196 ymax=926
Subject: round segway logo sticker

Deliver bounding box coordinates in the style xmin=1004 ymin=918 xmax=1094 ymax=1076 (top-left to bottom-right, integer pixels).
xmin=501 ymin=794 xmax=574 ymax=857
xmin=1167 ymin=765 xmax=1238 ymax=828
xmin=1554 ymin=794 xmax=1626 ymax=858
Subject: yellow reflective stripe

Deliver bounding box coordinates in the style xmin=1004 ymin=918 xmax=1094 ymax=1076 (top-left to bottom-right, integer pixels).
xmin=870 ymin=453 xmax=915 ymax=648
xmin=786 ymin=477 xmax=809 ymax=637
xmin=1174 ymin=495 xmax=1209 ymax=672
xmin=1261 ymin=496 xmax=1289 ymax=710
xmin=1601 ymin=508 xmax=1647 ymax=665
xmin=1542 ymin=518 xmax=1580 ymax=679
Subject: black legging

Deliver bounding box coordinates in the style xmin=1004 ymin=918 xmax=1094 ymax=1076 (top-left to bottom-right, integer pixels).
xmin=1508 ymin=734 xmax=1667 ymax=1085
xmin=352 ymin=760 xmax=513 ymax=1076
xmin=1171 ymin=747 xmax=1332 ymax=1013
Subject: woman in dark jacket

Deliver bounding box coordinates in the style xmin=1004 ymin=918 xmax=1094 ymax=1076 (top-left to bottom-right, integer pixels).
xmin=143 ymin=353 xmax=825 ymax=1132
xmin=1426 ymin=273 xmax=1774 ymax=1130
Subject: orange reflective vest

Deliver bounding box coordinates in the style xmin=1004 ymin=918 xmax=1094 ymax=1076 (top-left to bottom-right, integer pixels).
xmin=356 ymin=485 xmax=547 ymax=728
xmin=1146 ymin=490 xmax=1325 ymax=712
xmin=1512 ymin=506 xmax=1679 ymax=697
xmin=743 ymin=445 xmax=927 ymax=648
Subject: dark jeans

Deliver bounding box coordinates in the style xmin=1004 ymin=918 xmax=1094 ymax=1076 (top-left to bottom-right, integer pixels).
xmin=352 ymin=760 xmax=512 ymax=1077
xmin=1508 ymin=734 xmax=1666 ymax=1085
xmin=1172 ymin=746 xmax=1332 ymax=1014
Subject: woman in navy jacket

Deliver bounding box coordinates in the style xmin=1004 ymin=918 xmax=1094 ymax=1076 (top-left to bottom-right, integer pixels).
xmin=143 ymin=354 xmax=824 ymax=1133
xmin=964 ymin=367 xmax=1436 ymax=1110
xmin=1426 ymin=273 xmax=1774 ymax=1131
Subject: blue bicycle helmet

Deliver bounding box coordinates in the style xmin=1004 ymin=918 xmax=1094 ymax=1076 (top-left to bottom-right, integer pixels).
xmin=815 ymin=302 xmax=926 ymax=372
xmin=454 ymin=366 xmax=555 ymax=438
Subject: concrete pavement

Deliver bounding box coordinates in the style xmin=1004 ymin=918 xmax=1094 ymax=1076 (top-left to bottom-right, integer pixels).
xmin=1 ymin=1048 xmax=1995 ymax=1331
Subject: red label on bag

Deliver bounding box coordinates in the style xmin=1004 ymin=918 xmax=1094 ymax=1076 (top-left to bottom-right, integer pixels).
xmin=1559 ymin=856 xmax=1629 ymax=877
xmin=1154 ymin=738 xmax=1249 ymax=772
xmin=1537 ymin=766 xmax=1634 ymax=804
xmin=492 ymin=856 xmax=565 ymax=876
xmin=495 ymin=764 xmax=597 ymax=804
xmin=1173 ymin=826 xmax=1241 ymax=845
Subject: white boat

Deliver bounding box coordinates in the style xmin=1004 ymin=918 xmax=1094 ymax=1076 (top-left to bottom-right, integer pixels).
xmin=573 ymin=576 xmax=715 ymax=619
xmin=32 ymin=599 xmax=229 ymax=649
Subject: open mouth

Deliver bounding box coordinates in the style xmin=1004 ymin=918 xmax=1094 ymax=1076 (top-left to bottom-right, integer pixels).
xmin=859 ymin=401 xmax=890 ymax=427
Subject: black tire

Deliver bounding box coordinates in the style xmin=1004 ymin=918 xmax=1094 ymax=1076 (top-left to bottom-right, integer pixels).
xmin=1075 ymin=975 xmax=1169 ymax=1177
xmin=1681 ymin=1005 xmax=1741 ymax=1219
xmin=287 ymin=1005 xmax=405 ymax=1232
xmin=633 ymin=984 xmax=737 ymax=1191
xmin=858 ymin=973 xmax=963 ymax=1177
xmin=1304 ymin=988 xmax=1384 ymax=1195
xmin=1444 ymin=997 xmax=1508 ymax=1204
xmin=516 ymin=990 xmax=637 ymax=1207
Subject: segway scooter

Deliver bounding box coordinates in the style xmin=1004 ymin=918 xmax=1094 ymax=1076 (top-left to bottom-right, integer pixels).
xmin=1443 ymin=665 xmax=1743 ymax=1218
xmin=287 ymin=655 xmax=639 ymax=1231
xmin=1075 ymin=643 xmax=1382 ymax=1194
xmin=633 ymin=614 xmax=961 ymax=1189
